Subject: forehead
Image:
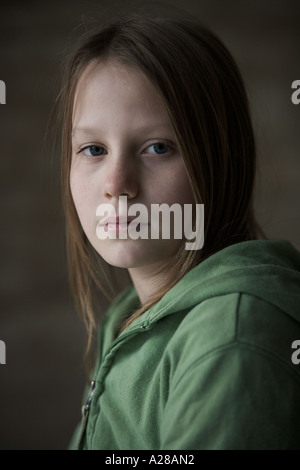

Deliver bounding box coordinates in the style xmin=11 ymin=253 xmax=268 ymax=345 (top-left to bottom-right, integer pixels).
xmin=72 ymin=60 xmax=171 ymax=133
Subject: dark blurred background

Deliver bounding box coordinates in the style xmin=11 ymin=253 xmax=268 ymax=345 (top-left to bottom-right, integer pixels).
xmin=0 ymin=0 xmax=299 ymax=450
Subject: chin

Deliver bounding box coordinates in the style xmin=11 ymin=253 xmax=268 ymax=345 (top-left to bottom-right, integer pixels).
xmin=93 ymin=239 xmax=174 ymax=269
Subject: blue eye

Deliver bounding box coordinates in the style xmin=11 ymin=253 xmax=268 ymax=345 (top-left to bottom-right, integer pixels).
xmin=147 ymin=142 xmax=170 ymax=155
xmin=79 ymin=145 xmax=106 ymax=157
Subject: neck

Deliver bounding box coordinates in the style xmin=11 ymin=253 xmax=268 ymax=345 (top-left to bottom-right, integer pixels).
xmin=128 ymin=257 xmax=177 ymax=306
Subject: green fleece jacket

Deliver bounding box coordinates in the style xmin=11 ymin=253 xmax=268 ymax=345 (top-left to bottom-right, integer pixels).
xmin=71 ymin=240 xmax=300 ymax=450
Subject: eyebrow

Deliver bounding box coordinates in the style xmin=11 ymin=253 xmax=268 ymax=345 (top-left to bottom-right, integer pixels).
xmin=72 ymin=127 xmax=96 ymax=137
xmin=72 ymin=123 xmax=173 ymax=137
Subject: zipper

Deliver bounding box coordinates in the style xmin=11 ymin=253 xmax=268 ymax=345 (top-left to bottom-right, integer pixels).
xmin=75 ymin=323 xmax=151 ymax=449
xmin=76 ymin=380 xmax=95 ymax=450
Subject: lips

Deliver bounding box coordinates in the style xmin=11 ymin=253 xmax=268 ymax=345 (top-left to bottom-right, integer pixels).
xmin=97 ymin=213 xmax=150 ymax=237
xmin=107 ymin=222 xmax=137 ymax=234
xmin=99 ymin=215 xmax=139 ymax=226
xmin=98 ymin=215 xmax=140 ymax=235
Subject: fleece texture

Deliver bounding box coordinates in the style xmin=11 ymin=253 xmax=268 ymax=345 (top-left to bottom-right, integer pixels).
xmin=70 ymin=240 xmax=300 ymax=450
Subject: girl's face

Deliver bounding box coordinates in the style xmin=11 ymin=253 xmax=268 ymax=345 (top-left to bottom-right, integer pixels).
xmin=70 ymin=60 xmax=194 ymax=270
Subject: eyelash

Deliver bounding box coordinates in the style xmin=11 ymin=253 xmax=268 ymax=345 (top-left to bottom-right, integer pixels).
xmin=145 ymin=142 xmax=172 ymax=156
xmin=76 ymin=141 xmax=174 ymax=158
xmin=77 ymin=145 xmax=106 ymax=157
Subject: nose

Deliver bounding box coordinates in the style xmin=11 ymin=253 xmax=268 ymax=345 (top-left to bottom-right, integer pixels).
xmin=102 ymin=155 xmax=139 ymax=201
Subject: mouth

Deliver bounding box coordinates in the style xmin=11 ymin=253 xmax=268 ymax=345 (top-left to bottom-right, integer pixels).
xmin=100 ymin=217 xmax=138 ymax=231
xmin=99 ymin=215 xmax=137 ymax=225
xmin=105 ymin=221 xmax=141 ymax=234
xmin=97 ymin=214 xmax=149 ymax=238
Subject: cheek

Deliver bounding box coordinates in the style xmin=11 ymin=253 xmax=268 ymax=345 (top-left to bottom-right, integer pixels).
xmin=164 ymin=163 xmax=194 ymax=205
xmin=69 ymin=167 xmax=95 ymax=231
xmin=69 ymin=167 xmax=82 ymax=212
xmin=179 ymin=175 xmax=194 ymax=203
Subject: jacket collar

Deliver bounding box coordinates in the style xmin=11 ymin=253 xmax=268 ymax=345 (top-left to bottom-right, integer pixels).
xmin=111 ymin=240 xmax=300 ymax=338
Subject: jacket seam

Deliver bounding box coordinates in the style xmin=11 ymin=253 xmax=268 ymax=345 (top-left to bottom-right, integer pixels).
xmin=234 ymin=293 xmax=242 ymax=341
xmin=171 ymin=340 xmax=300 ymax=392
xmin=145 ymin=263 xmax=299 ymax=325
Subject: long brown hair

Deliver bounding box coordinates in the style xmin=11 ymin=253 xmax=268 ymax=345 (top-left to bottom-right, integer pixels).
xmin=59 ymin=13 xmax=264 ymax=361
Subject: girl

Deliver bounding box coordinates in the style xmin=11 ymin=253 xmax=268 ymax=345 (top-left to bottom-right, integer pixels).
xmin=60 ymin=14 xmax=300 ymax=450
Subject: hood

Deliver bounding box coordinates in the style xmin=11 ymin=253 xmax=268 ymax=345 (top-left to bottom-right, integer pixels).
xmin=136 ymin=240 xmax=300 ymax=327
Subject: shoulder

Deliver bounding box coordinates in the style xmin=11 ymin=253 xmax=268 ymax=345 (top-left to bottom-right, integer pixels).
xmin=160 ymin=292 xmax=300 ymax=449
xmin=164 ymin=292 xmax=300 ymax=384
